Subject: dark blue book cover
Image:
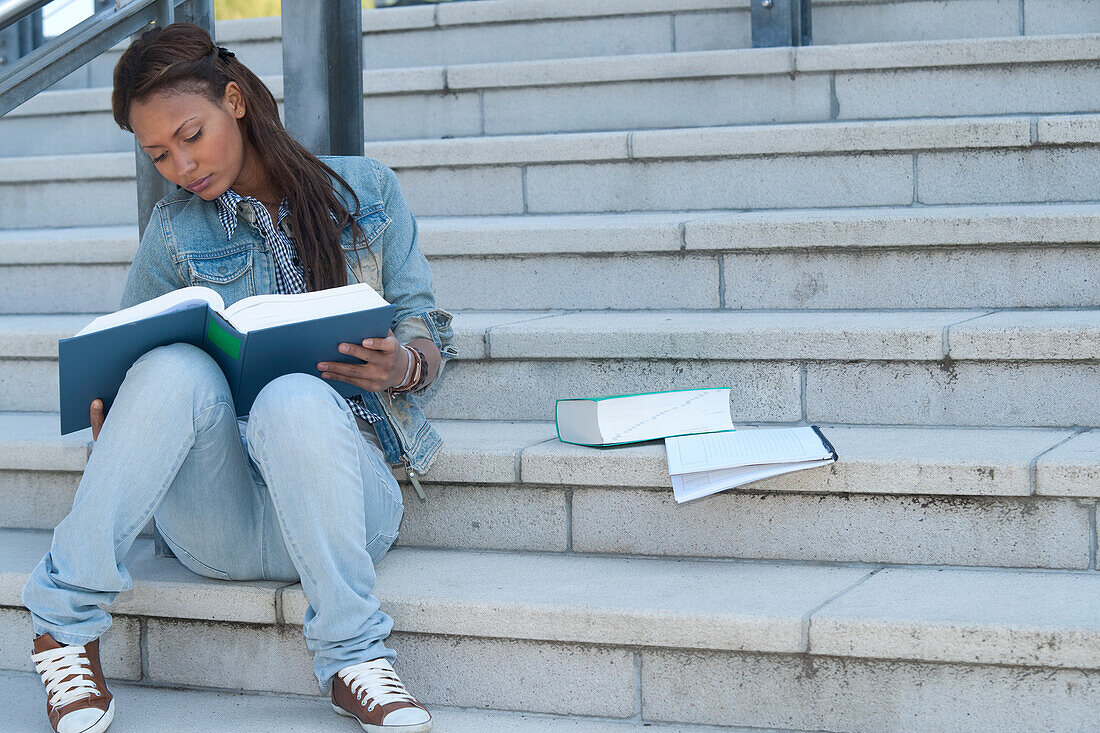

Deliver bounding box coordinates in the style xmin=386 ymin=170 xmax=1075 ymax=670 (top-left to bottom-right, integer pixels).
xmin=58 ymin=302 xmax=397 ymax=435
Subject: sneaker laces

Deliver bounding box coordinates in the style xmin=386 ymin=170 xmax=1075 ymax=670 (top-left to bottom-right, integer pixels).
xmin=338 ymin=658 xmax=418 ymax=711
xmin=31 ymin=645 xmax=101 ymax=710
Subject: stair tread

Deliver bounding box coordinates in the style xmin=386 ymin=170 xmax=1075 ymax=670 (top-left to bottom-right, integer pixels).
xmin=0 ymin=411 xmax=1095 ymax=499
xmin=2 ymin=669 xmax=760 ymax=733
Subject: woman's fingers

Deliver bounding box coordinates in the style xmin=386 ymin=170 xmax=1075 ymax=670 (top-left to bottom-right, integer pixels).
xmin=90 ymin=399 xmax=105 ymax=442
xmin=317 ymin=330 xmax=403 ymax=391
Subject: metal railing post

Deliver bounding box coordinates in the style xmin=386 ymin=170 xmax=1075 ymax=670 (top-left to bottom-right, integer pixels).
xmin=751 ymin=0 xmax=812 ymax=48
xmin=133 ymin=0 xmax=213 ymax=238
xmin=280 ymin=0 xmax=364 ymax=156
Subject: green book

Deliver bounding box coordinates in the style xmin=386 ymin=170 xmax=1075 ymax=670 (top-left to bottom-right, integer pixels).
xmin=555 ymin=388 xmax=734 ymax=447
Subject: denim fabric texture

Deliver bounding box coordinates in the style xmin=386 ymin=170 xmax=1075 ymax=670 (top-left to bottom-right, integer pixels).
xmin=120 ymin=155 xmax=457 ymax=475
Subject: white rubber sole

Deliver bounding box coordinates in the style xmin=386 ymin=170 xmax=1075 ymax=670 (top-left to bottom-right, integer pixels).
xmin=331 ymin=702 xmax=432 ymax=733
xmin=62 ymin=699 xmax=114 ymax=733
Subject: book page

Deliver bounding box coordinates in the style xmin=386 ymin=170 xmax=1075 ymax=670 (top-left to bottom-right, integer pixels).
xmin=601 ymin=388 xmax=733 ymax=444
xmin=672 ymin=458 xmax=836 ymax=503
xmin=222 ymin=282 xmax=390 ymax=333
xmin=666 ymin=426 xmax=833 ymax=475
xmin=75 ymin=286 xmax=223 ymax=337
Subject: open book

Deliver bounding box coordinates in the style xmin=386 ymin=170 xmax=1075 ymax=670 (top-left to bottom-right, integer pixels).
xmin=555 ymin=388 xmax=734 ymax=446
xmin=665 ymin=426 xmax=838 ymax=503
xmin=58 ymin=283 xmax=396 ymax=435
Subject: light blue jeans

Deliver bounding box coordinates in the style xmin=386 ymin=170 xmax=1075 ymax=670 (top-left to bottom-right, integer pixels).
xmin=22 ymin=343 xmax=403 ymax=690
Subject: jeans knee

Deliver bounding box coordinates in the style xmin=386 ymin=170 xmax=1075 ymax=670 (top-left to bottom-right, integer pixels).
xmin=127 ymin=343 xmax=229 ymax=403
xmin=247 ymin=374 xmax=347 ymax=439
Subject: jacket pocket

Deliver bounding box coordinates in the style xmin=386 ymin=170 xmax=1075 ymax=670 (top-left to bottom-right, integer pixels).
xmin=187 ymin=248 xmax=254 ymax=286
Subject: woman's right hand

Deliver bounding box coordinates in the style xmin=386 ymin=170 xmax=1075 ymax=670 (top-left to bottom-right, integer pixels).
xmin=90 ymin=399 xmax=106 ymax=441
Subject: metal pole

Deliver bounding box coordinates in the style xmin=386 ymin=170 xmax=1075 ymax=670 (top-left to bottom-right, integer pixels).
xmin=280 ymin=0 xmax=363 ymax=156
xmin=751 ymin=0 xmax=812 ymax=48
xmin=133 ymin=0 xmax=214 ymax=239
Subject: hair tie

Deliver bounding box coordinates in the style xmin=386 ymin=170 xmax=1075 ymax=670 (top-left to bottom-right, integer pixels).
xmin=216 ymin=46 xmax=235 ymax=60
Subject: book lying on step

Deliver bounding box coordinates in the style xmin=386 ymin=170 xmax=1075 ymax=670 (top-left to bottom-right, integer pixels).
xmin=555 ymin=388 xmax=734 ymax=446
xmin=58 ymin=283 xmax=396 ymax=435
xmin=665 ymin=426 xmax=838 ymax=503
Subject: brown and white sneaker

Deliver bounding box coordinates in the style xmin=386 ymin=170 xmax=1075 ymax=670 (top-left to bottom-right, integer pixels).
xmin=31 ymin=633 xmax=114 ymax=733
xmin=331 ymin=658 xmax=431 ymax=732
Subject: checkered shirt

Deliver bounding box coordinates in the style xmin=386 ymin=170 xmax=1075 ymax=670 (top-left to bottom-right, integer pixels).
xmin=215 ymin=189 xmax=382 ymax=423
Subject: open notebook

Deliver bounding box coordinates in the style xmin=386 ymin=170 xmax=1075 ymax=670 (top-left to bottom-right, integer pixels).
xmin=665 ymin=426 xmax=838 ymax=503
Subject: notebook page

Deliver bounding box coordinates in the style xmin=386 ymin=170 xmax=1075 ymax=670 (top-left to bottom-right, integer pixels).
xmin=672 ymin=458 xmax=836 ymax=503
xmin=666 ymin=426 xmax=831 ymax=475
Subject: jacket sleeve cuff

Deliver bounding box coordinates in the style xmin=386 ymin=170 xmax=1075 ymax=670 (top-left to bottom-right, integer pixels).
xmin=393 ymin=308 xmax=458 ymax=392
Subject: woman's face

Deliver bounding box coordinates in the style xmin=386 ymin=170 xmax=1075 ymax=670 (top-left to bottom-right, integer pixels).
xmin=128 ymin=83 xmax=251 ymax=200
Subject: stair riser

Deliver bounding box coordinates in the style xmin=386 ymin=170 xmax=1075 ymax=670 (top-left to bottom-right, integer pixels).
xmin=423 ymin=359 xmax=1100 ymax=427
xmin=0 ymin=610 xmax=635 ymax=716
xmin=477 ymin=64 xmax=1100 ymax=138
xmin=3 ymin=357 xmax=1099 ymax=426
xmin=3 ymin=467 xmax=1093 ymax=569
xmin=9 ymin=147 xmax=1100 ymax=228
xmin=8 ymin=61 xmax=1099 ymax=155
xmin=432 ymin=247 xmax=1100 ymax=311
xmin=7 ymin=244 xmax=1100 ymax=313
xmin=0 ymin=264 xmax=128 ymax=314
xmin=0 ymin=178 xmax=136 ymax=229
xmin=642 ymin=648 xmax=1100 ymax=732
xmin=3 ymin=606 xmax=1097 ymax=731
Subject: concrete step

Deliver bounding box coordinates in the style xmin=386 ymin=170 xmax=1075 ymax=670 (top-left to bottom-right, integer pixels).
xmin=50 ymin=0 xmax=1100 ymax=93
xmin=4 ymin=671 xmax=759 ymax=733
xmin=2 ymin=530 xmax=1099 ymax=729
xmin=3 ymin=115 xmax=1099 ymax=226
xmin=2 ymin=413 xmax=1097 ymax=568
xmin=1 ymin=203 xmax=1099 ymax=313
xmin=9 ymin=33 xmax=1100 ymax=154
xmin=2 ymin=308 xmax=1098 ymax=426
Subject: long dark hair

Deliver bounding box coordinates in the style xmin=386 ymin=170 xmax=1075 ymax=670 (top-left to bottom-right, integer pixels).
xmin=111 ymin=22 xmax=363 ymax=291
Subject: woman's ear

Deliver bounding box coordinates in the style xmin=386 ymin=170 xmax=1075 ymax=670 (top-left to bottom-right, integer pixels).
xmin=223 ymin=82 xmax=246 ymax=119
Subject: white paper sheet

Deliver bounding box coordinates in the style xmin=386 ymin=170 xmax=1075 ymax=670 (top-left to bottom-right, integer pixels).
xmin=665 ymin=426 xmax=836 ymax=503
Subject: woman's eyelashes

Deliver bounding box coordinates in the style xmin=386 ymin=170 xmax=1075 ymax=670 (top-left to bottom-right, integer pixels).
xmin=150 ymin=129 xmax=202 ymax=163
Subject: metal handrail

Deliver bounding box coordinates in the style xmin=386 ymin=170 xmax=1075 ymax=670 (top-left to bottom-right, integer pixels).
xmin=0 ymin=0 xmax=211 ymax=117
xmin=0 ymin=0 xmax=50 ymax=32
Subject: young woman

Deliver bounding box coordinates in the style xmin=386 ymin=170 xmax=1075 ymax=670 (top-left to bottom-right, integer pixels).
xmin=22 ymin=22 xmax=454 ymax=733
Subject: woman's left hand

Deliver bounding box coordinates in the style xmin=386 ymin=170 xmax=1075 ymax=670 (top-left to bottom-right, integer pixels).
xmin=318 ymin=330 xmax=409 ymax=392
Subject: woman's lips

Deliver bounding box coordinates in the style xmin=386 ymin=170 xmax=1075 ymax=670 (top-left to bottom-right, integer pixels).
xmin=187 ymin=175 xmax=213 ymax=193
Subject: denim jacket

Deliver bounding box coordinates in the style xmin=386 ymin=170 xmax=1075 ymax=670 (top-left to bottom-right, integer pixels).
xmin=120 ymin=156 xmax=457 ymax=478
